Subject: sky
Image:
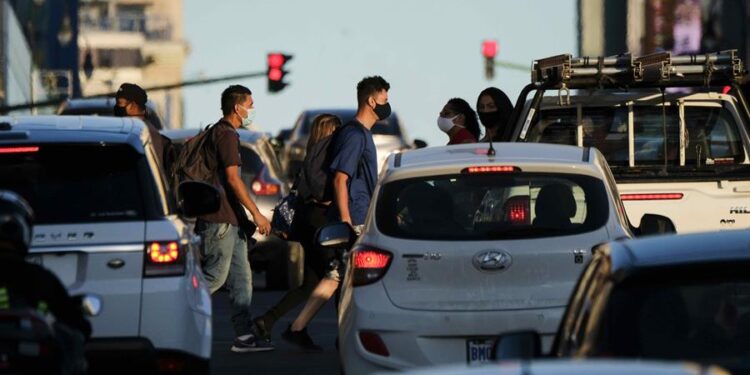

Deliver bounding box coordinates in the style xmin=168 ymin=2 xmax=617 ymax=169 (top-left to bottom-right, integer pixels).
xmin=182 ymin=0 xmax=578 ymax=147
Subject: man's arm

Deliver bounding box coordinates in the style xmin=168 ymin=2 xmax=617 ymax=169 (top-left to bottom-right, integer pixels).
xmin=226 ymin=165 xmax=271 ymax=235
xmin=333 ymin=171 xmax=351 ymax=226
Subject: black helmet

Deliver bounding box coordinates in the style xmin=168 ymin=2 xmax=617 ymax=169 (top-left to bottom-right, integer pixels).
xmin=0 ymin=190 xmax=34 ymax=256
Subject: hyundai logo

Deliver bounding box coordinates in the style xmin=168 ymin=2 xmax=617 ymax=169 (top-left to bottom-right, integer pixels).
xmin=473 ymin=250 xmax=512 ymax=272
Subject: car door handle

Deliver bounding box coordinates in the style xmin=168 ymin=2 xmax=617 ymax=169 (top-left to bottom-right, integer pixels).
xmin=107 ymin=259 xmax=125 ymax=269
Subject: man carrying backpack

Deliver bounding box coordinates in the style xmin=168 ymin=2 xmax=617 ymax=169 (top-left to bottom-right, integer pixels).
xmin=195 ymin=84 xmax=272 ymax=352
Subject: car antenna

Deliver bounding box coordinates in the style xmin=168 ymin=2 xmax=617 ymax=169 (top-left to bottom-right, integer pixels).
xmin=487 ymin=137 xmax=496 ymax=156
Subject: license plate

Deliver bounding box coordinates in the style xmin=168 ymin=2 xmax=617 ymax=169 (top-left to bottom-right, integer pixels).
xmin=466 ymin=338 xmax=494 ymax=364
xmin=30 ymin=253 xmax=79 ymax=287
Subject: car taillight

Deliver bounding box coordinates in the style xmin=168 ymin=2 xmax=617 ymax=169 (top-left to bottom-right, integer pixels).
xmin=620 ymin=193 xmax=683 ymax=201
xmin=359 ymin=331 xmax=389 ymax=357
xmin=144 ymin=241 xmax=186 ymax=277
xmin=251 ymin=167 xmax=281 ymax=196
xmin=352 ymin=247 xmax=392 ymax=287
xmin=461 ymin=165 xmax=520 ymax=174
xmin=0 ymin=146 xmax=39 ymax=154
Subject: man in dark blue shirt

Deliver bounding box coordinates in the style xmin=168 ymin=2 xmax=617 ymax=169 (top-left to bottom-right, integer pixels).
xmin=329 ymin=76 xmax=391 ymax=230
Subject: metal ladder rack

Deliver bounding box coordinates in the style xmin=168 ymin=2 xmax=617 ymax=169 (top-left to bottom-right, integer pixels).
xmin=532 ymin=50 xmax=745 ymax=89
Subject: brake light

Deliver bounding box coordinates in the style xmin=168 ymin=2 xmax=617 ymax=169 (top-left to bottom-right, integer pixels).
xmin=0 ymin=146 xmax=38 ymax=154
xmin=251 ymin=167 xmax=281 ymax=196
xmin=352 ymin=248 xmax=392 ymax=286
xmin=620 ymin=193 xmax=683 ymax=201
xmin=144 ymin=241 xmax=185 ymax=277
xmin=359 ymin=331 xmax=390 ymax=357
xmin=504 ymin=196 xmax=530 ymax=225
xmin=462 ymin=166 xmax=519 ymax=174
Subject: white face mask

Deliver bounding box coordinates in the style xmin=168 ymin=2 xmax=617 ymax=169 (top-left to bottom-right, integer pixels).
xmin=238 ymin=105 xmax=256 ymax=128
xmin=437 ymin=115 xmax=459 ymax=133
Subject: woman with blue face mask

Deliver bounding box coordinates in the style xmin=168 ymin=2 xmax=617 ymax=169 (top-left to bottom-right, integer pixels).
xmin=437 ymin=98 xmax=480 ymax=145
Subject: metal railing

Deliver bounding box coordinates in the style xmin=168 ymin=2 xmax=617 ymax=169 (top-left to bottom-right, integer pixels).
xmin=79 ymin=13 xmax=173 ymax=40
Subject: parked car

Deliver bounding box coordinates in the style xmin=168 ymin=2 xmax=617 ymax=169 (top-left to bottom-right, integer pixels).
xmin=0 ymin=115 xmax=216 ymax=374
xmin=57 ymin=97 xmax=166 ymax=130
xmin=280 ymin=108 xmax=425 ymax=180
xmin=163 ymin=127 xmax=303 ymax=289
xmin=495 ymin=229 xmax=750 ymax=374
xmin=323 ymin=142 xmax=673 ymax=374
xmin=508 ymin=50 xmax=750 ymax=233
xmin=379 ymin=360 xmax=728 ymax=375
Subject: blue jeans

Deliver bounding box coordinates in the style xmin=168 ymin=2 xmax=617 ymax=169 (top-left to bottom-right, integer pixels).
xmin=197 ymin=221 xmax=254 ymax=337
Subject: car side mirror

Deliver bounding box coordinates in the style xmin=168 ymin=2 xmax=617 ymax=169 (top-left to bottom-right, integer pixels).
xmin=316 ymin=222 xmax=356 ymax=249
xmin=492 ymin=330 xmax=542 ymax=360
xmin=637 ymin=214 xmax=676 ymax=236
xmin=72 ymin=294 xmax=102 ymax=317
xmin=178 ymin=181 xmax=221 ymax=217
xmin=413 ymin=139 xmax=428 ymax=149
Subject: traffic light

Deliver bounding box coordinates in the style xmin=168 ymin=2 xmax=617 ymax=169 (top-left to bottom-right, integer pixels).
xmin=482 ymin=40 xmax=497 ymax=80
xmin=267 ymin=53 xmax=292 ymax=93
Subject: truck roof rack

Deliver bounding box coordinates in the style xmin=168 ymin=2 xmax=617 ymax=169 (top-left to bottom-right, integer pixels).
xmin=532 ymin=50 xmax=744 ymax=89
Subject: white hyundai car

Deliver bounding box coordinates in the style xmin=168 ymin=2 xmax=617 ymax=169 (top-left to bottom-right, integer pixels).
xmin=332 ymin=143 xmax=674 ymax=374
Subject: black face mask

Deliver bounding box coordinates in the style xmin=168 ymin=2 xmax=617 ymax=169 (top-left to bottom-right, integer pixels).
xmin=113 ymin=105 xmax=128 ymax=117
xmin=478 ymin=110 xmax=503 ymax=129
xmin=373 ymin=102 xmax=391 ymax=121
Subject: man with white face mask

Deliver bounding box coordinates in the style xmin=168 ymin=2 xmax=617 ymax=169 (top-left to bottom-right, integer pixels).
xmin=196 ymin=84 xmax=273 ymax=352
xmin=438 ymin=97 xmax=480 ymax=145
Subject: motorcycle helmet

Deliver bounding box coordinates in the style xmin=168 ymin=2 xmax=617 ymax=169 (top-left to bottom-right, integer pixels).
xmin=0 ymin=190 xmax=34 ymax=257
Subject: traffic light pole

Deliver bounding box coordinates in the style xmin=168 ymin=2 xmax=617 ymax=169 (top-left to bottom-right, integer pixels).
xmin=0 ymin=71 xmax=267 ymax=113
xmin=495 ymin=60 xmax=529 ymax=72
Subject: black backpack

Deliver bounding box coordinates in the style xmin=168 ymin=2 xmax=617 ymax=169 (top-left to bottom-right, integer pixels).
xmin=296 ymin=123 xmax=373 ymax=202
xmin=170 ymin=124 xmax=218 ymax=197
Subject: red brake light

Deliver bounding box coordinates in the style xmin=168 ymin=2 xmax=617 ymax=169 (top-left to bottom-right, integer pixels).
xmin=251 ymin=168 xmax=281 ymax=196
xmin=462 ymin=166 xmax=519 ymax=174
xmin=144 ymin=241 xmax=186 ymax=277
xmin=620 ymin=193 xmax=683 ymax=201
xmin=149 ymin=242 xmax=180 ymax=263
xmin=352 ymin=248 xmax=392 ymax=287
xmin=0 ymin=146 xmax=39 ymax=154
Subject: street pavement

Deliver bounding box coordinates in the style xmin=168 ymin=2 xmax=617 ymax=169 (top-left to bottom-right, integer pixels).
xmin=210 ymin=277 xmax=341 ymax=374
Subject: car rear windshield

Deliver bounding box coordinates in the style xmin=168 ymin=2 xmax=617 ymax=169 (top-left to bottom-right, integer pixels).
xmin=595 ymin=264 xmax=750 ymax=372
xmin=376 ymin=172 xmax=609 ymax=240
xmin=300 ymin=111 xmax=401 ymax=136
xmin=525 ymin=104 xmax=750 ymax=180
xmin=0 ymin=144 xmax=147 ymax=224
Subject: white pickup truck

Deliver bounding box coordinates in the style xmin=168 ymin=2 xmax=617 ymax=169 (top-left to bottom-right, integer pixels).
xmin=509 ymin=51 xmax=750 ymax=233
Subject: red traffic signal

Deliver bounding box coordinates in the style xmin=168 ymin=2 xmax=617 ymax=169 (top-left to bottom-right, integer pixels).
xmin=482 ymin=40 xmax=497 ymax=59
xmin=267 ymin=53 xmax=293 ymax=93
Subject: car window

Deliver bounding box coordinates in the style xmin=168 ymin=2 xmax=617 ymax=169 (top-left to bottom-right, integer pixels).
xmin=0 ymin=144 xmax=147 ymax=223
xmin=239 ymin=146 xmax=265 ymax=187
xmin=376 ymin=172 xmax=609 ymax=241
xmin=299 ymin=112 xmax=401 ymax=136
xmin=527 ymin=104 xmax=749 ymax=179
xmin=556 ymin=255 xmax=603 ymax=355
xmin=593 ymin=264 xmax=750 ymax=372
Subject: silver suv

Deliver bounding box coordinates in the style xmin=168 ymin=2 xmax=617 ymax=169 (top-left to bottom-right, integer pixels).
xmin=0 ymin=116 xmax=214 ymax=374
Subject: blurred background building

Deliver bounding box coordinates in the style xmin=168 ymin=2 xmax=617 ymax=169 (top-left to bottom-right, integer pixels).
xmin=78 ymin=0 xmax=189 ymax=128
xmin=579 ymin=0 xmax=750 ymax=61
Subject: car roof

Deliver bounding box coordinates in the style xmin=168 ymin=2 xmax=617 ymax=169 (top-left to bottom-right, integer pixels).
xmin=535 ymin=91 xmax=734 ymax=108
xmin=608 ymin=229 xmax=750 ymax=272
xmin=0 ymin=115 xmax=146 ymax=146
xmin=392 ymin=143 xmax=595 ymax=170
xmin=391 ymin=359 xmax=712 ymax=375
xmin=59 ymin=97 xmax=159 ymax=111
xmin=161 ymin=127 xmax=266 ymax=144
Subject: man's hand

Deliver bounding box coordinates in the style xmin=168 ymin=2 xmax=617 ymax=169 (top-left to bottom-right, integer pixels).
xmin=253 ymin=212 xmax=271 ymax=236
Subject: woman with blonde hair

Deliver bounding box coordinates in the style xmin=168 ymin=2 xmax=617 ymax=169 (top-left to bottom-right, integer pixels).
xmin=254 ymin=114 xmax=341 ymax=350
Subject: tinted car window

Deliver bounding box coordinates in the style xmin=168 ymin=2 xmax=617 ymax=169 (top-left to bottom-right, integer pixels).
xmin=0 ymin=144 xmax=146 ymax=223
xmin=240 ymin=146 xmax=264 ymax=186
xmin=299 ymin=110 xmax=401 ymax=136
xmin=377 ymin=173 xmax=609 ymax=240
xmin=594 ymin=264 xmax=750 ymax=373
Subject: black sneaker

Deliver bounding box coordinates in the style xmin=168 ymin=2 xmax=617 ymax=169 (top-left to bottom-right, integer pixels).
xmin=282 ymin=325 xmax=323 ymax=352
xmin=253 ymin=316 xmax=273 ymax=341
xmin=230 ymin=334 xmax=275 ymax=353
